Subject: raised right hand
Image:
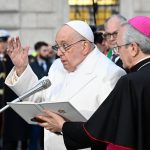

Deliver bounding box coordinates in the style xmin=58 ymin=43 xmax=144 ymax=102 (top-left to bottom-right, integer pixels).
xmin=7 ymin=36 xmax=30 ymax=76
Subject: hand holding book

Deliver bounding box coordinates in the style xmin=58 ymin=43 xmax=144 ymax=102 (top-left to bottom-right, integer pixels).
xmin=7 ymin=101 xmax=87 ymax=125
xmin=34 ymin=109 xmax=66 ymax=134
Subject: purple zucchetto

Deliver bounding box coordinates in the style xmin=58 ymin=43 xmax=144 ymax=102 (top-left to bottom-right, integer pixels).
xmin=128 ymin=16 xmax=150 ymax=37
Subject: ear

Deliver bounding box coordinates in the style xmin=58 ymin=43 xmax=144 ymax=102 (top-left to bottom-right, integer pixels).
xmin=129 ymin=42 xmax=139 ymax=57
xmin=82 ymin=41 xmax=91 ymax=56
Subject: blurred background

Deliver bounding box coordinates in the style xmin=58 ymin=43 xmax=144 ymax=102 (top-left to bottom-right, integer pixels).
xmin=0 ymin=0 xmax=149 ymax=53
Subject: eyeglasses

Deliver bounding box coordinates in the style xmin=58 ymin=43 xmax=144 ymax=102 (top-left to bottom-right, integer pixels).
xmin=52 ymin=39 xmax=86 ymax=52
xmin=104 ymin=31 xmax=118 ymax=40
xmin=112 ymin=43 xmax=131 ymax=53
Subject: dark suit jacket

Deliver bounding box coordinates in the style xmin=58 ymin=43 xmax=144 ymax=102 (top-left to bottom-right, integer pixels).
xmin=2 ymin=55 xmax=29 ymax=141
xmin=30 ymin=59 xmax=51 ymax=79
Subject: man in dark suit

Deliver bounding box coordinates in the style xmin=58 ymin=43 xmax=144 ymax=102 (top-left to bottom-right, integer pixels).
xmin=0 ymin=30 xmax=29 ymax=150
xmin=0 ymin=30 xmax=9 ymax=150
xmin=104 ymin=15 xmax=127 ymax=70
xmin=30 ymin=41 xmax=53 ymax=78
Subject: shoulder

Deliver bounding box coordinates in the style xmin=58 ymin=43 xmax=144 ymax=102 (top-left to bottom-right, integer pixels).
xmin=30 ymin=60 xmax=39 ymax=69
xmin=30 ymin=60 xmax=38 ymax=66
xmin=95 ymin=52 xmax=126 ymax=76
xmin=116 ymin=73 xmax=139 ymax=89
xmin=125 ymin=68 xmax=150 ymax=85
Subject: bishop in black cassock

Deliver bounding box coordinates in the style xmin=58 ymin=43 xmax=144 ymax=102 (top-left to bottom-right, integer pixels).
xmin=62 ymin=57 xmax=150 ymax=150
xmin=36 ymin=16 xmax=150 ymax=150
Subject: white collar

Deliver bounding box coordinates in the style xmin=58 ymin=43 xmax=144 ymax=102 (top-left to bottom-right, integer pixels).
xmin=75 ymin=47 xmax=100 ymax=74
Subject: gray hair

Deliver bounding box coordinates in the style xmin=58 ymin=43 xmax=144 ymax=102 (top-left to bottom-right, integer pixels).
xmin=104 ymin=14 xmax=127 ymax=30
xmin=122 ymin=23 xmax=150 ymax=54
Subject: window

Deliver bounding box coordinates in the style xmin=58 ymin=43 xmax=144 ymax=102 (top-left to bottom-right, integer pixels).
xmin=68 ymin=0 xmax=120 ymax=25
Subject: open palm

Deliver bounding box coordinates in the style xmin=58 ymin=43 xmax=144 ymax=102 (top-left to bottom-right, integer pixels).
xmin=7 ymin=37 xmax=29 ymax=75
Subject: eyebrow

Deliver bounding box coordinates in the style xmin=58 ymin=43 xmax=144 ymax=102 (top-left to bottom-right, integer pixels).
xmin=55 ymin=40 xmax=70 ymax=44
xmin=105 ymin=30 xmax=118 ymax=34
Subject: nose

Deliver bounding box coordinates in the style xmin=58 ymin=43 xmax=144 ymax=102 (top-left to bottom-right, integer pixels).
xmin=110 ymin=34 xmax=115 ymax=41
xmin=57 ymin=48 xmax=64 ymax=57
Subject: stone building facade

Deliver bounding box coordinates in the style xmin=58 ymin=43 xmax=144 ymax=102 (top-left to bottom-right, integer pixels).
xmin=0 ymin=0 xmax=149 ymax=52
xmin=120 ymin=0 xmax=150 ymax=19
xmin=0 ymin=0 xmax=69 ymax=52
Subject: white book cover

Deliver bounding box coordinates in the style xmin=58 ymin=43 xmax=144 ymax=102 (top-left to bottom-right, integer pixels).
xmin=7 ymin=101 xmax=87 ymax=124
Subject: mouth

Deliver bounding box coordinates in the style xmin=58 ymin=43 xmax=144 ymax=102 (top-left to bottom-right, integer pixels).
xmin=61 ymin=59 xmax=67 ymax=65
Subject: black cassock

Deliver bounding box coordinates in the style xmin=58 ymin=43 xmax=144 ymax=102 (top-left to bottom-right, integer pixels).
xmin=62 ymin=58 xmax=150 ymax=150
xmin=1 ymin=55 xmax=29 ymax=150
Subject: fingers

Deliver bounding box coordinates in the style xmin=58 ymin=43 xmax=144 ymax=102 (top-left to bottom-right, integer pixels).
xmin=43 ymin=110 xmax=56 ymax=117
xmin=36 ymin=114 xmax=59 ymax=132
xmin=43 ymin=110 xmax=65 ymax=123
xmin=7 ymin=37 xmax=29 ymax=55
xmin=23 ymin=46 xmax=30 ymax=55
xmin=16 ymin=36 xmax=22 ymax=48
xmin=7 ymin=37 xmax=14 ymax=54
xmin=43 ymin=109 xmax=64 ymax=120
xmin=39 ymin=122 xmax=50 ymax=130
xmin=36 ymin=110 xmax=65 ymax=133
xmin=38 ymin=120 xmax=55 ymax=131
xmin=37 ymin=114 xmax=51 ymax=122
xmin=12 ymin=37 xmax=18 ymax=49
xmin=8 ymin=37 xmax=19 ymax=50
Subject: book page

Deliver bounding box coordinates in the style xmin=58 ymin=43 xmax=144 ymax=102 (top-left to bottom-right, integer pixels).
xmin=40 ymin=102 xmax=87 ymax=122
xmin=7 ymin=101 xmax=87 ymax=124
xmin=7 ymin=102 xmax=43 ymax=124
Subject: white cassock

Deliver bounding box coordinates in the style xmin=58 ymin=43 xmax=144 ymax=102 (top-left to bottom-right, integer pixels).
xmin=5 ymin=47 xmax=126 ymax=150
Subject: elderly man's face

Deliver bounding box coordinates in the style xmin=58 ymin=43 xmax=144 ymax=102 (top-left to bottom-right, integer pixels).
xmin=55 ymin=25 xmax=87 ymax=72
xmin=105 ymin=18 xmax=121 ymax=48
xmin=116 ymin=27 xmax=133 ymax=69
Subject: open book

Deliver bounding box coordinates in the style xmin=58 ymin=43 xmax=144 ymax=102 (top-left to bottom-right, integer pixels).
xmin=7 ymin=101 xmax=87 ymax=124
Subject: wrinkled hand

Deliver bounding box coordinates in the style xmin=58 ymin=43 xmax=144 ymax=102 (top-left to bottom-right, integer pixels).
xmin=7 ymin=37 xmax=29 ymax=76
xmin=36 ymin=110 xmax=66 ymax=133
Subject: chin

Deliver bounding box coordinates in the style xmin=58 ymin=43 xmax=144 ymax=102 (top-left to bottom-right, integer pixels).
xmin=64 ymin=66 xmax=76 ymax=72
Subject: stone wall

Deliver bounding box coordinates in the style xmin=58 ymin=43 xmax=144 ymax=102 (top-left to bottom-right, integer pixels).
xmin=120 ymin=0 xmax=150 ymax=20
xmin=0 ymin=0 xmax=149 ymax=52
xmin=0 ymin=0 xmax=69 ymax=52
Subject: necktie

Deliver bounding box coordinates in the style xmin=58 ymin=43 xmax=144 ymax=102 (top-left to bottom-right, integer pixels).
xmin=111 ymin=54 xmax=117 ymax=62
xmin=41 ymin=62 xmax=47 ymax=72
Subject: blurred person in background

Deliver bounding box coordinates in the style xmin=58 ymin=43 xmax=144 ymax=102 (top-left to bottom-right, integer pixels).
xmin=94 ymin=25 xmax=109 ymax=55
xmin=104 ymin=14 xmax=127 ymax=69
xmin=28 ymin=51 xmax=37 ymax=64
xmin=0 ymin=30 xmax=29 ymax=150
xmin=47 ymin=44 xmax=56 ymax=64
xmin=30 ymin=41 xmax=52 ymax=78
xmin=0 ymin=30 xmax=9 ymax=150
